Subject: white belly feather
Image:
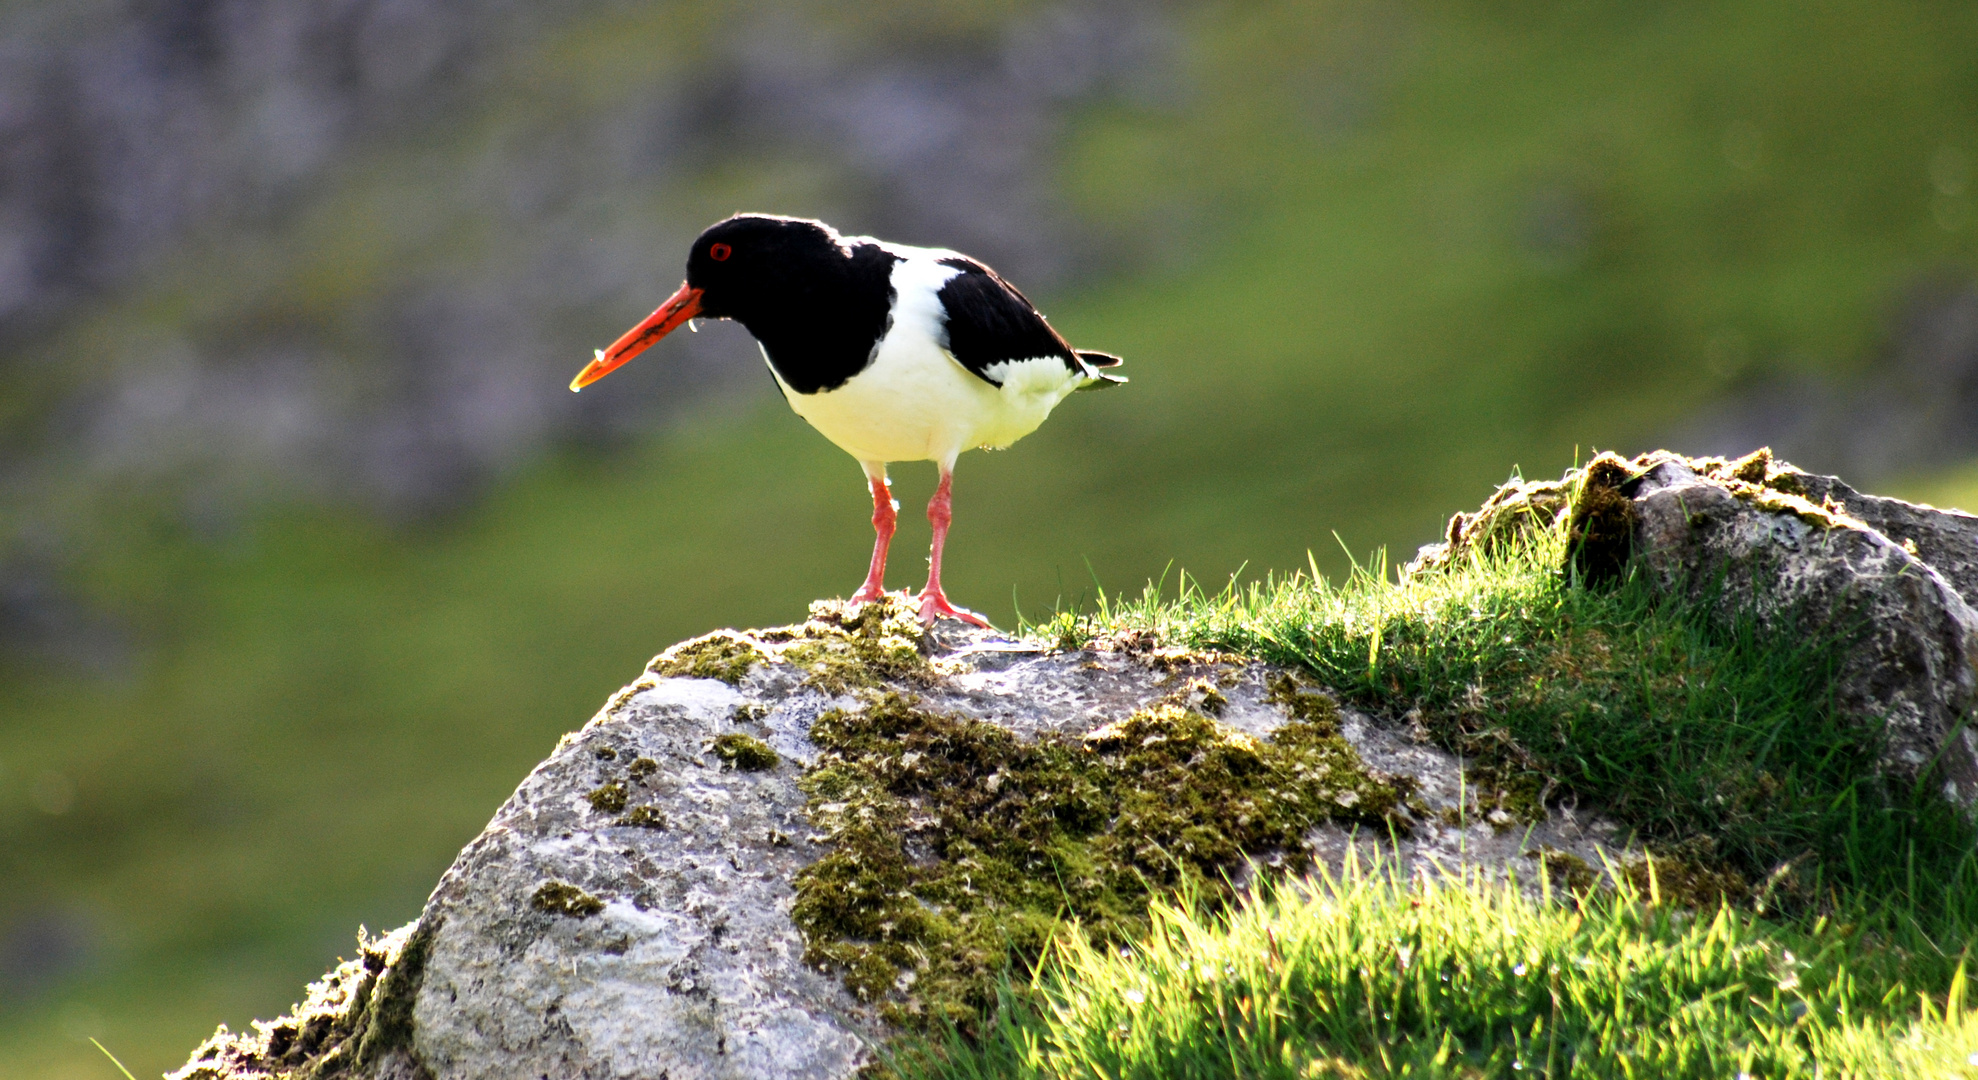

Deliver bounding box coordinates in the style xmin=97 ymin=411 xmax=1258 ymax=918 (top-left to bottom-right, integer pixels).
xmin=767 ymin=247 xmax=1087 ymax=466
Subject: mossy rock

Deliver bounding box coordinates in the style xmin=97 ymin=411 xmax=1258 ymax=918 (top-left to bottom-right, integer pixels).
xmin=649 ymin=631 xmax=764 ymax=684
xmin=790 ymin=692 xmax=1412 ymax=1033
xmin=711 ymin=733 xmax=779 ymax=771
xmin=530 ymin=881 xmax=605 ymax=918
xmin=1411 ymin=447 xmax=1859 ymax=584
xmin=780 ymin=597 xmax=930 ymax=693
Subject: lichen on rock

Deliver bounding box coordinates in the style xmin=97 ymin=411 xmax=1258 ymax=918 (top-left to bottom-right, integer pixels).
xmin=789 ymin=690 xmax=1413 ymax=1032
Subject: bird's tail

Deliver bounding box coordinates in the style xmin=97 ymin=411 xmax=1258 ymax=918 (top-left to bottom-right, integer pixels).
xmin=1074 ymin=350 xmax=1127 ymax=390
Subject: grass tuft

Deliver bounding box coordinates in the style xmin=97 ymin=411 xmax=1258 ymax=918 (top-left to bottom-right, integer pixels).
xmin=891 ymin=859 xmax=1978 ymax=1080
xmin=1028 ymin=524 xmax=1978 ymax=989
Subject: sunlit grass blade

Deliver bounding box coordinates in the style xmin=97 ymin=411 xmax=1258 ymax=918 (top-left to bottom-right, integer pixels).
xmin=89 ymin=1038 xmax=138 ymax=1080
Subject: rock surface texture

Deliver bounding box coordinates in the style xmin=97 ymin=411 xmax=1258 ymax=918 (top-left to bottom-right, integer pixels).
xmin=1629 ymin=456 xmax=1978 ymax=798
xmin=170 ymin=600 xmax=1631 ymax=1080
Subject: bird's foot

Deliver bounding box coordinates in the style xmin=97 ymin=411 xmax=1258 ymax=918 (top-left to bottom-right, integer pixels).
xmin=848 ymin=583 xmax=890 ymax=604
xmin=917 ymin=588 xmax=991 ymax=628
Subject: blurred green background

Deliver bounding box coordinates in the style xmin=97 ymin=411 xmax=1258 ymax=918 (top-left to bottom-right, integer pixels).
xmin=1 ymin=0 xmax=1975 ymax=1075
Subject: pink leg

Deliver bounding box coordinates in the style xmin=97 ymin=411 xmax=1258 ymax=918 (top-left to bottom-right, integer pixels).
xmin=917 ymin=469 xmax=991 ymax=627
xmin=850 ymin=470 xmax=896 ymax=603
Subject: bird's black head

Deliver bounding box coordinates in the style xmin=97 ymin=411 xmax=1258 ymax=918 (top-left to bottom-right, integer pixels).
xmin=569 ymin=212 xmax=894 ymax=394
xmin=685 ymin=214 xmax=850 ymax=323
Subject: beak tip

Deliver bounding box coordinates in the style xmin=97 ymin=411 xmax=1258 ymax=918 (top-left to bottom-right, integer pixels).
xmin=575 ymin=283 xmax=700 ymax=395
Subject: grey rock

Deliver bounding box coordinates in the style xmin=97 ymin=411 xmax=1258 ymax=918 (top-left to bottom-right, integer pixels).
xmin=1626 ymin=454 xmax=1978 ymax=801
xmin=174 ymin=599 xmax=1632 ymax=1079
xmin=410 ymin=674 xmax=870 ymax=1080
xmin=1785 ymin=471 xmax=1978 ymax=606
xmin=1310 ymin=707 xmax=1629 ymax=902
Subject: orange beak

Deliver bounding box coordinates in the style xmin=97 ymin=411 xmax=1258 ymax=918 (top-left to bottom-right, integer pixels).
xmin=569 ymin=281 xmax=705 ymax=391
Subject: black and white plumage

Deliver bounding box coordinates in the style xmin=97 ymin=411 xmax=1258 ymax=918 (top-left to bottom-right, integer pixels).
xmin=570 ymin=213 xmax=1124 ymax=626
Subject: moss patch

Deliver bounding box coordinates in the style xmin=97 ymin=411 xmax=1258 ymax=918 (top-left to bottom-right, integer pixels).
xmin=621 ymin=597 xmax=931 ymax=700
xmin=710 ymin=733 xmax=779 ymax=771
xmin=1411 ymin=474 xmax=1574 ymax=576
xmin=781 ymin=597 xmax=930 ymax=693
xmin=1265 ymin=672 xmax=1342 ymax=728
xmin=1527 ymin=847 xmax=1600 ymax=894
xmin=351 ymin=917 xmax=439 ymax=1067
xmin=171 ymin=921 xmax=432 ymax=1079
xmin=1565 ymin=451 xmax=1642 ymax=584
xmin=586 ymin=781 xmax=629 ymax=814
xmin=790 ymin=692 xmax=1412 ymax=1033
xmin=1623 ymin=846 xmax=1752 ymax=909
xmin=1686 ymin=447 xmax=1868 ymax=531
xmin=1413 ymin=448 xmax=1867 ymax=584
xmin=531 ymin=881 xmax=605 ymax=918
xmin=622 ymin=805 xmax=667 ymax=828
xmin=649 ymin=631 xmax=763 ymax=684
xmin=584 ymin=755 xmax=670 ymax=828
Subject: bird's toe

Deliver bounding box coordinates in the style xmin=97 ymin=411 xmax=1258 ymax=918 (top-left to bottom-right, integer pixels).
xmin=917 ymin=590 xmax=992 ymax=628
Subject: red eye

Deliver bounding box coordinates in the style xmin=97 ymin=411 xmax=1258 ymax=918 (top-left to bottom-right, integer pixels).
xmin=710 ymin=243 xmax=732 ymax=262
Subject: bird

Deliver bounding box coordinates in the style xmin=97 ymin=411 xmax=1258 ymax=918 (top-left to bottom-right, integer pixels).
xmin=569 ymin=213 xmax=1125 ymax=628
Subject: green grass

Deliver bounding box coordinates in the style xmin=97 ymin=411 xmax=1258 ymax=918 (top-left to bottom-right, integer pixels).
xmin=892 ymin=486 xmax=1978 ymax=1078
xmin=892 ymin=859 xmax=1978 ymax=1080
xmin=1036 ymin=518 xmax=1978 ymax=990
xmin=87 ymin=1039 xmax=137 ymax=1080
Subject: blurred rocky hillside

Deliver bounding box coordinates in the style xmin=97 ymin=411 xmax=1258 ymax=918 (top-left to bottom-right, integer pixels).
xmin=0 ymin=0 xmax=1185 ymax=659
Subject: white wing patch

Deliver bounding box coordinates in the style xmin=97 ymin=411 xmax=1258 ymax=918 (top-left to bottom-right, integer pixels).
xmin=884 ymin=253 xmax=966 ymax=346
xmin=980 ymin=355 xmax=1087 ymax=397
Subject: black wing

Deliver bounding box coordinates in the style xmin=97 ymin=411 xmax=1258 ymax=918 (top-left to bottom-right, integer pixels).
xmin=935 ymin=257 xmax=1084 ymax=387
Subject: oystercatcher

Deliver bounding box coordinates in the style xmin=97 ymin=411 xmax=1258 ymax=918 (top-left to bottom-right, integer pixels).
xmin=569 ymin=213 xmax=1125 ymax=627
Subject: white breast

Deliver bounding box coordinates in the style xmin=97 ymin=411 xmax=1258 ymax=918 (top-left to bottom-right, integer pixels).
xmin=767 ymin=244 xmax=1087 ymax=467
